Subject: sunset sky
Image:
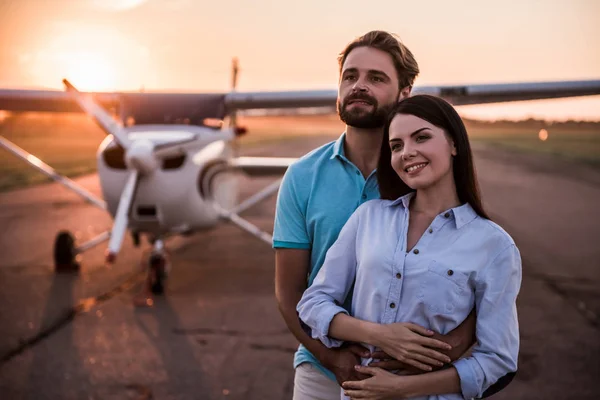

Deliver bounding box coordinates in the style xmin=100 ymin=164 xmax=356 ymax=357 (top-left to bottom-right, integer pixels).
xmin=0 ymin=0 xmax=598 ymax=120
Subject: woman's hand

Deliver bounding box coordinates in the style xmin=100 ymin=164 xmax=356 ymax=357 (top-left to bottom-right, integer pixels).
xmin=342 ymin=365 xmax=408 ymax=400
xmin=371 ymin=323 xmax=452 ymax=371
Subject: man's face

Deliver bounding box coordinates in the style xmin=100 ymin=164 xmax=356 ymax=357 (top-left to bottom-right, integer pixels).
xmin=337 ymin=46 xmax=404 ymax=129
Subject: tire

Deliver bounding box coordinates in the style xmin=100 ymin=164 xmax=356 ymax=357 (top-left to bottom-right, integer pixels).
xmin=54 ymin=231 xmax=79 ymax=272
xmin=149 ymin=254 xmax=166 ymax=295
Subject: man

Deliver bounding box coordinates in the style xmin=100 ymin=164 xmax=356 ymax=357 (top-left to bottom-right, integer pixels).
xmin=273 ymin=31 xmax=506 ymax=399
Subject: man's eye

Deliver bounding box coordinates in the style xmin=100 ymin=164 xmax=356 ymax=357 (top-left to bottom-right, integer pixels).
xmin=344 ymin=75 xmax=356 ymax=81
xmin=372 ymin=76 xmax=384 ymax=82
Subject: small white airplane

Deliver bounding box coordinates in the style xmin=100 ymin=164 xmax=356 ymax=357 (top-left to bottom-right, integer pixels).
xmin=1 ymin=59 xmax=599 ymax=294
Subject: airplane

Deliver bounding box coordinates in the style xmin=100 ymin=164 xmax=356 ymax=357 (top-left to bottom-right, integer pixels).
xmin=1 ymin=58 xmax=600 ymax=295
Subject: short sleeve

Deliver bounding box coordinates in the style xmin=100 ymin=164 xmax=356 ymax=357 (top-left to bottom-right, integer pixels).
xmin=273 ymin=165 xmax=311 ymax=249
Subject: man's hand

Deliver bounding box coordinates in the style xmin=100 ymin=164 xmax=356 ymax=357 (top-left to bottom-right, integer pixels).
xmin=319 ymin=344 xmax=371 ymax=386
xmin=368 ymin=351 xmax=423 ymax=375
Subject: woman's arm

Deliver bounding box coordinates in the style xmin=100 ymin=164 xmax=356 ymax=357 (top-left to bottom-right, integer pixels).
xmin=452 ymin=244 xmax=522 ymax=399
xmin=341 ymin=243 xmax=522 ymax=399
xmin=329 ymin=313 xmax=453 ymax=370
xmin=342 ymin=365 xmax=461 ymax=399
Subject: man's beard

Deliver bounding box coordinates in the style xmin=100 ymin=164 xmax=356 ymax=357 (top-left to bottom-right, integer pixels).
xmin=337 ymin=92 xmax=396 ymax=129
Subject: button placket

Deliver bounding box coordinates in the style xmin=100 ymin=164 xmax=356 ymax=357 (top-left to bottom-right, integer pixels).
xmin=383 ymin=208 xmax=408 ymax=324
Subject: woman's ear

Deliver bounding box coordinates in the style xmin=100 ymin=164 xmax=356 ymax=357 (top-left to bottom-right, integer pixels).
xmin=450 ymin=139 xmax=457 ymax=156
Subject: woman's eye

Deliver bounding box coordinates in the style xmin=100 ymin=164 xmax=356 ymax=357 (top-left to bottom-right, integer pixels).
xmin=391 ymin=144 xmax=402 ymax=151
xmin=416 ymin=135 xmax=429 ymax=142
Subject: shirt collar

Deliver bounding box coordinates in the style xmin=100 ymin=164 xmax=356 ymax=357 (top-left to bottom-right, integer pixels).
xmin=388 ymin=192 xmax=478 ymax=229
xmin=330 ymin=132 xmax=347 ymax=160
xmin=451 ymin=202 xmax=478 ymax=229
xmin=388 ymin=192 xmax=415 ymax=208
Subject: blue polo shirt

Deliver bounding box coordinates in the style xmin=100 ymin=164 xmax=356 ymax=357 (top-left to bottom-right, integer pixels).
xmin=273 ymin=132 xmax=380 ymax=381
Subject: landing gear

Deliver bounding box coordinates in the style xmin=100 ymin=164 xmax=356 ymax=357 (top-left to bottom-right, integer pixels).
xmin=146 ymin=238 xmax=169 ymax=295
xmin=149 ymin=253 xmax=167 ymax=295
xmin=53 ymin=231 xmax=79 ymax=272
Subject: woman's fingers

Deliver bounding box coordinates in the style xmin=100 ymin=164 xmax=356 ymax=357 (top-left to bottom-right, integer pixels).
xmin=417 ymin=346 xmax=452 ymax=363
xmin=343 ymin=390 xmax=365 ymax=399
xmin=405 ymin=323 xmax=434 ymax=336
xmin=416 ymin=335 xmax=453 ymax=351
xmin=398 ymin=356 xmax=433 ymax=371
xmin=342 ymin=380 xmax=363 ymax=390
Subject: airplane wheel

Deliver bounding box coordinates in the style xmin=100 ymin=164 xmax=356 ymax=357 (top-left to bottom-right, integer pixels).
xmin=149 ymin=254 xmax=167 ymax=295
xmin=54 ymin=231 xmax=79 ymax=273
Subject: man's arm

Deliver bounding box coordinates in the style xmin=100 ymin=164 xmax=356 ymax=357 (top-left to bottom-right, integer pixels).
xmin=432 ymin=309 xmax=476 ymax=361
xmin=275 ymin=248 xmax=368 ymax=384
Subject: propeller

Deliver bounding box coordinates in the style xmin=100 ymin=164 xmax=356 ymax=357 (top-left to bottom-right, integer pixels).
xmin=63 ymin=79 xmax=197 ymax=263
xmin=105 ymin=170 xmax=138 ymax=263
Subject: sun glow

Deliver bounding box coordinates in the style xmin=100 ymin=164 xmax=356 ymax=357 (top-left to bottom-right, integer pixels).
xmin=64 ymin=52 xmax=117 ymax=91
xmin=22 ymin=23 xmax=154 ymax=92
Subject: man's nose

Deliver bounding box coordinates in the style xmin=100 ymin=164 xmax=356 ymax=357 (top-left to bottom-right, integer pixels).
xmin=352 ymin=78 xmax=369 ymax=92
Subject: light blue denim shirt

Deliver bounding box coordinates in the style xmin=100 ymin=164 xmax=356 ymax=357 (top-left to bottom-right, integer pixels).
xmin=297 ymin=193 xmax=522 ymax=400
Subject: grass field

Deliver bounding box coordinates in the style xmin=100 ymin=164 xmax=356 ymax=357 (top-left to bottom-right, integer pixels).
xmin=1 ymin=111 xmax=598 ymax=192
xmin=465 ymin=120 xmax=600 ymax=167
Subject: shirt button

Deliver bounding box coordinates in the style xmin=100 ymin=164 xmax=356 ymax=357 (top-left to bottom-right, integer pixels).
xmin=390 ymin=303 xmax=396 ymax=308
xmin=428 ymin=228 xmax=433 ymax=233
xmin=356 ymin=170 xmax=361 ymax=175
xmin=396 ymin=273 xmax=402 ymax=279
xmin=362 ymin=194 xmax=367 ymax=199
xmin=447 ymin=269 xmax=454 ymax=276
xmin=444 ymin=212 xmax=450 ymax=218
xmin=413 ymin=249 xmax=420 ymax=254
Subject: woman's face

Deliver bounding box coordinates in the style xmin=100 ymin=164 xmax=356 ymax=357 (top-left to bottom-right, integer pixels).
xmin=388 ymin=113 xmax=456 ymax=190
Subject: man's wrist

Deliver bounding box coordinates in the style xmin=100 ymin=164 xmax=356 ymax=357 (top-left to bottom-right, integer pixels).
xmin=308 ymin=341 xmax=331 ymax=365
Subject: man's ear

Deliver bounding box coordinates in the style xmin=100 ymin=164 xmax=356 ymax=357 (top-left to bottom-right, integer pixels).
xmin=398 ymin=86 xmax=412 ymax=100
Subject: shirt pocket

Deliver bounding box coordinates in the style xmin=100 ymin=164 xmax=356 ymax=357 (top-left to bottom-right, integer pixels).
xmin=418 ymin=260 xmax=472 ymax=315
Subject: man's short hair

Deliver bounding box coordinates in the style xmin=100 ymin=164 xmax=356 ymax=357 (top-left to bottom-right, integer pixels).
xmin=338 ymin=30 xmax=420 ymax=90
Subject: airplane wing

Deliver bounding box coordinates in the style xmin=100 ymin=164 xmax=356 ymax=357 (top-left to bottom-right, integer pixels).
xmin=2 ymin=79 xmax=599 ymax=122
xmin=223 ymin=79 xmax=600 ymax=110
xmin=412 ymin=80 xmax=600 ymax=106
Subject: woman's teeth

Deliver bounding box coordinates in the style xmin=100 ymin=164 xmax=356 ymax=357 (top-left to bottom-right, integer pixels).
xmin=406 ymin=163 xmax=427 ymax=173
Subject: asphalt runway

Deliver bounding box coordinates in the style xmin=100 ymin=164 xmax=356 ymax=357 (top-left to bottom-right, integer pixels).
xmin=0 ymin=135 xmax=598 ymax=400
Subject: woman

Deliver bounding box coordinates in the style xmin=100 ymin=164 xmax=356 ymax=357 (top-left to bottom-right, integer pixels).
xmin=297 ymin=95 xmax=521 ymax=400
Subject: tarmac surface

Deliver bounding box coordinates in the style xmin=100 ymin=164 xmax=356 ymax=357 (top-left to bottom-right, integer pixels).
xmin=0 ymin=135 xmax=599 ymax=400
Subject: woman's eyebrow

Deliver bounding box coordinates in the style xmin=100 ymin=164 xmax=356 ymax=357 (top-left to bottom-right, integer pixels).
xmin=389 ymin=127 xmax=430 ymax=142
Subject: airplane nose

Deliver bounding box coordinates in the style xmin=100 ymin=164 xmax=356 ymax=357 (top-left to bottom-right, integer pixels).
xmin=125 ymin=139 xmax=159 ymax=174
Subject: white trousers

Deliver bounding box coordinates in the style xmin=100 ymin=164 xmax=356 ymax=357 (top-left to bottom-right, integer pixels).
xmin=292 ymin=362 xmax=341 ymax=400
